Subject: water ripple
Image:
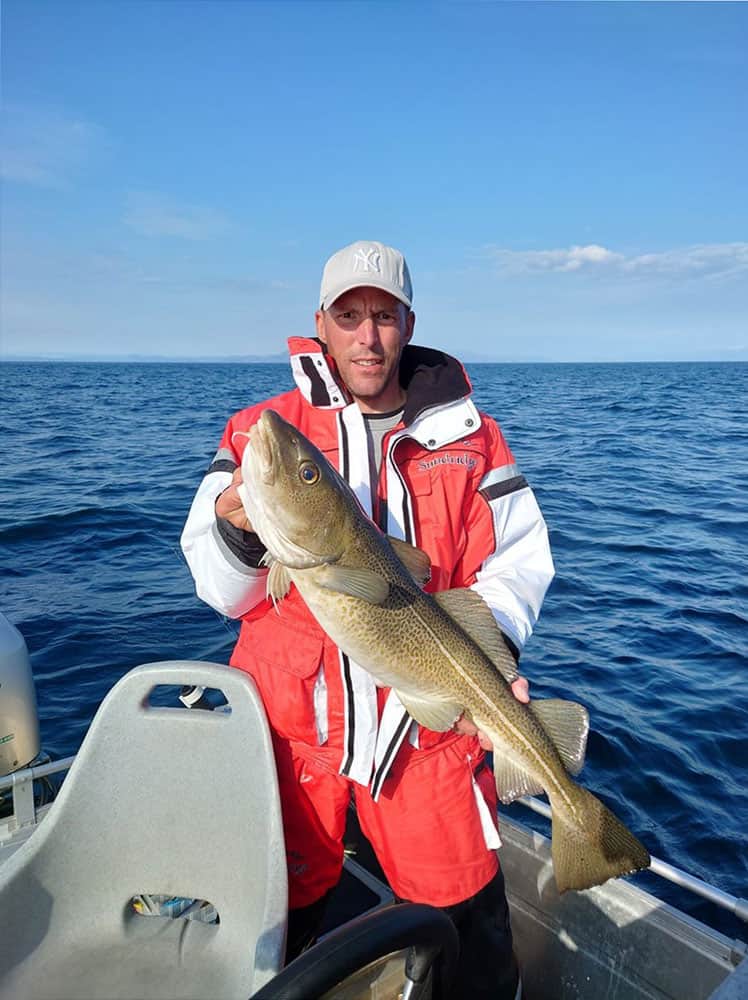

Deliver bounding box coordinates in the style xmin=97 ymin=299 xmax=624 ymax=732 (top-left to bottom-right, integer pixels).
xmin=2 ymin=360 xmax=746 ymax=938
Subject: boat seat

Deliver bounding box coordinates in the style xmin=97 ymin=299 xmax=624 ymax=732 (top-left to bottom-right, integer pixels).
xmin=0 ymin=661 xmax=287 ymax=1000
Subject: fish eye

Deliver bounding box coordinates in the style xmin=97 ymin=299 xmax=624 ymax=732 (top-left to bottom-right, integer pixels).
xmin=299 ymin=461 xmax=320 ymax=485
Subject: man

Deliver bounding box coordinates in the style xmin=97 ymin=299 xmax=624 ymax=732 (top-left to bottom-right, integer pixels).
xmin=181 ymin=240 xmax=554 ymax=998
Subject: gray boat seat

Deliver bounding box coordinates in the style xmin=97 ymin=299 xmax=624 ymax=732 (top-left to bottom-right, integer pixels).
xmin=0 ymin=661 xmax=287 ymax=999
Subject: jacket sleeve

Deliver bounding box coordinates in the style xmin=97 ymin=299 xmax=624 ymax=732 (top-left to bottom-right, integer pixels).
xmin=458 ymin=416 xmax=555 ymax=653
xmin=180 ymin=420 xmax=269 ymax=619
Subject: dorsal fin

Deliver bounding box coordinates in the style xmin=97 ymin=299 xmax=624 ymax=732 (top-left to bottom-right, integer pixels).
xmin=433 ymin=588 xmax=519 ymax=684
xmin=480 ymin=699 xmax=589 ymax=804
xmin=387 ymin=537 xmax=432 ymax=587
xmin=531 ymin=699 xmax=589 ymax=775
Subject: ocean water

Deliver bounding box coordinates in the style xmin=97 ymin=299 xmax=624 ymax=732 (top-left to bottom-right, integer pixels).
xmin=1 ymin=360 xmax=746 ymax=939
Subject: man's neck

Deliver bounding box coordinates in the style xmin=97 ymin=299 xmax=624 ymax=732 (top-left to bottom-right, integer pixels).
xmin=354 ymin=387 xmax=407 ymax=415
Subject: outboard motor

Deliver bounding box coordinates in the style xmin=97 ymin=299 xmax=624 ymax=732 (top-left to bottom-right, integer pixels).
xmin=0 ymin=613 xmax=41 ymax=777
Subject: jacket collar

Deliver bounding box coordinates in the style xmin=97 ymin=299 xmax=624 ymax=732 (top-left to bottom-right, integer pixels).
xmin=287 ymin=336 xmax=350 ymax=410
xmin=398 ymin=345 xmax=472 ymax=425
xmin=288 ymin=336 xmax=474 ymax=426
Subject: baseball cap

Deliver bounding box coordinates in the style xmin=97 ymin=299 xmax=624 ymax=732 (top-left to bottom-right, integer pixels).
xmin=319 ymin=240 xmax=413 ymax=310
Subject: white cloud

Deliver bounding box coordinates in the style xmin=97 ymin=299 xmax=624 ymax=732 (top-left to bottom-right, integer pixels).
xmin=487 ymin=244 xmax=623 ymax=273
xmin=621 ymin=243 xmax=748 ymax=281
xmin=123 ymin=191 xmax=230 ymax=241
xmin=1 ymin=104 xmax=102 ymax=187
xmin=486 ymin=242 xmax=748 ymax=281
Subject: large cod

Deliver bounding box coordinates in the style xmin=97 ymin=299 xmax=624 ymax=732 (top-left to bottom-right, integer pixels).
xmin=238 ymin=408 xmax=650 ymax=894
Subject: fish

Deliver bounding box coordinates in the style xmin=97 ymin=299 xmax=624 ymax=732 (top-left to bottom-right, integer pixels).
xmin=237 ymin=408 xmax=651 ymax=893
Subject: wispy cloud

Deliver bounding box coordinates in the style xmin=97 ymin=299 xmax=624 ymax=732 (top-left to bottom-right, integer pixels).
xmin=620 ymin=243 xmax=748 ymax=281
xmin=488 ymin=244 xmax=622 ymax=273
xmin=485 ymin=242 xmax=748 ymax=281
xmin=1 ymin=103 xmax=103 ymax=187
xmin=123 ymin=191 xmax=230 ymax=240
xmin=86 ymin=250 xmax=289 ymax=294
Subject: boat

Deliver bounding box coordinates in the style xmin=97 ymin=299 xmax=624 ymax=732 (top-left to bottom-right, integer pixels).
xmin=1 ymin=613 xmax=746 ymax=999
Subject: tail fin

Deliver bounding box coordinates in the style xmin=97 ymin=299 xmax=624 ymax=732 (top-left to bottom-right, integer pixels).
xmin=550 ymin=785 xmax=650 ymax=893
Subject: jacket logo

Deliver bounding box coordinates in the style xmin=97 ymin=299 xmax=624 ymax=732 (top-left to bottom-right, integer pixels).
xmin=418 ymin=454 xmax=477 ymax=472
xmin=353 ymin=247 xmax=381 ymax=273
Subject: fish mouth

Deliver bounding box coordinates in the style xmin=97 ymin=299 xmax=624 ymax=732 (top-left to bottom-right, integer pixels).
xmin=243 ymin=409 xmax=336 ymax=570
xmin=250 ymin=412 xmax=278 ymax=485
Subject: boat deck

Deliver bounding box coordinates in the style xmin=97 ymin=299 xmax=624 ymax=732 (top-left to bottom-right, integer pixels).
xmin=2 ymin=746 xmax=746 ymax=999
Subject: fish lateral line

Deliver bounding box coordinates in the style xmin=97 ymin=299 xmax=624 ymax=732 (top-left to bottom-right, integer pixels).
xmin=412 ymin=603 xmax=578 ymax=812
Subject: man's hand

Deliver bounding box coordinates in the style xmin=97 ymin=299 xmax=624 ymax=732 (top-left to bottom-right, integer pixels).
xmin=454 ymin=676 xmax=530 ymax=751
xmin=215 ymin=466 xmax=254 ymax=532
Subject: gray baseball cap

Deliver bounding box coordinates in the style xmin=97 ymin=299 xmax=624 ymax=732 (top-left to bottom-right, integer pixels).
xmin=319 ymin=240 xmax=413 ymax=310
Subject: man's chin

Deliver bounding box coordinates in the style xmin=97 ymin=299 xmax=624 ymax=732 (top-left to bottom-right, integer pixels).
xmin=351 ymin=378 xmax=385 ymax=397
xmin=346 ymin=370 xmax=387 ymax=396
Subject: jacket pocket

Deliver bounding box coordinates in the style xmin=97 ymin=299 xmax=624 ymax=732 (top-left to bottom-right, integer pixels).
xmin=245 ymin=617 xmax=324 ymax=679
xmin=235 ymin=588 xmax=325 ymax=677
xmin=231 ymin=601 xmax=326 ymax=743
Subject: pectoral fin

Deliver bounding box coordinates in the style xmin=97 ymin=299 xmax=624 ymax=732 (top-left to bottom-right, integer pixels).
xmin=394 ymin=690 xmax=463 ymax=732
xmin=433 ymin=589 xmax=519 ymax=684
xmin=531 ymin=699 xmax=589 ymax=775
xmin=316 ymin=565 xmax=390 ymax=605
xmin=387 ymin=537 xmax=432 ymax=587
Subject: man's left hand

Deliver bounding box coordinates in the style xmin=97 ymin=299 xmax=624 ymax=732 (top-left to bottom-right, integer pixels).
xmin=454 ymin=676 xmax=530 ymax=751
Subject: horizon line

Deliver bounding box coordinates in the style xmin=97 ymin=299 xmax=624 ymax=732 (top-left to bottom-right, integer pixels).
xmin=2 ymin=354 xmax=746 ymax=365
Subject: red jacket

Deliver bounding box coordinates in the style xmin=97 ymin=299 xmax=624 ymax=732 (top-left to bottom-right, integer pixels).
xmin=182 ymin=337 xmax=554 ymax=794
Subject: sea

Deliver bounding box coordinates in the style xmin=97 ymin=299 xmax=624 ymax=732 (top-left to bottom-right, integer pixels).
xmin=1 ymin=360 xmax=746 ymax=940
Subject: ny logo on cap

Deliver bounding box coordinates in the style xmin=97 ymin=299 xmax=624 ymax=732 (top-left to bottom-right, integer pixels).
xmin=352 ymin=247 xmax=381 ymax=274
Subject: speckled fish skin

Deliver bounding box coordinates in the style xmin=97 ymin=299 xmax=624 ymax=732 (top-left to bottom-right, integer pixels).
xmin=239 ymin=408 xmax=650 ymax=893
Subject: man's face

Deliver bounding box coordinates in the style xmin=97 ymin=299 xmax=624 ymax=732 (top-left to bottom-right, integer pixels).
xmin=315 ymin=287 xmax=415 ymax=413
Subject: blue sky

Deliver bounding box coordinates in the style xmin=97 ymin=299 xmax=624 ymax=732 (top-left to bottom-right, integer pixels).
xmin=2 ymin=1 xmax=746 ymax=362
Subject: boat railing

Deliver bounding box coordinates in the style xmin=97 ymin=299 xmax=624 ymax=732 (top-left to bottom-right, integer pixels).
xmin=2 ymin=755 xmax=746 ymax=927
xmin=0 ymin=755 xmax=76 ymax=843
xmin=517 ymin=794 xmax=748 ymax=925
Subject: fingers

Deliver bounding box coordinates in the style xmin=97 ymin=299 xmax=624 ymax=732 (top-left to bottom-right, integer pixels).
xmin=215 ymin=466 xmax=254 ymax=532
xmin=453 ymin=713 xmax=494 ymax=752
xmin=476 ymin=731 xmax=494 ymax=752
xmin=510 ymin=676 xmax=530 ymax=703
xmin=453 ymin=675 xmax=532 ymax=753
xmin=454 ymin=713 xmax=478 ymax=737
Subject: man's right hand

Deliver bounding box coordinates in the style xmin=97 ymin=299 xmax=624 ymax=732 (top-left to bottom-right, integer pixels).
xmin=454 ymin=677 xmax=530 ymax=751
xmin=215 ymin=466 xmax=254 ymax=532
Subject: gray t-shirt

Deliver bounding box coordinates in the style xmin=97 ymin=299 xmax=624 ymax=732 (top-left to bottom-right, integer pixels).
xmin=363 ymin=408 xmax=403 ymax=526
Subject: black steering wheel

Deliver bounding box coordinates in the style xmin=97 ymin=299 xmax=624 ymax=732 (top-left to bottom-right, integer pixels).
xmin=252 ymin=901 xmax=459 ymax=1000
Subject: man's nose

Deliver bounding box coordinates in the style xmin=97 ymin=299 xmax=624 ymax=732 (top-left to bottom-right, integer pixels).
xmin=357 ymin=315 xmax=380 ymax=346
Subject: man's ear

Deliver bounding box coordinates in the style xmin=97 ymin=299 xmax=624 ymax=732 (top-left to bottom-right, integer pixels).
xmin=404 ymin=309 xmax=415 ymax=345
xmin=315 ymin=310 xmax=327 ymax=344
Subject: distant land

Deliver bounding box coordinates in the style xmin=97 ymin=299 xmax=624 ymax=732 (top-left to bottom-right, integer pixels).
xmin=2 ymin=351 xmax=745 ymax=365
xmin=2 ymin=350 xmax=526 ymax=364
xmin=1 ymin=352 xmax=290 ymax=364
